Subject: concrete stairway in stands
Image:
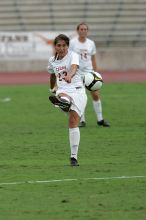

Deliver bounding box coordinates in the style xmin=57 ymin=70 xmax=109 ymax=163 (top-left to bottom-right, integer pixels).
xmin=0 ymin=0 xmax=146 ymax=47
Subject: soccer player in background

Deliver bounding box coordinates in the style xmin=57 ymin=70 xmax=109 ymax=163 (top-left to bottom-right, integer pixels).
xmin=48 ymin=34 xmax=87 ymax=166
xmin=70 ymin=23 xmax=110 ymax=127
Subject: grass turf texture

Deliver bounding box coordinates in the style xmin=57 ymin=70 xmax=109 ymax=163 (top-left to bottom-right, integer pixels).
xmin=0 ymin=83 xmax=146 ymax=220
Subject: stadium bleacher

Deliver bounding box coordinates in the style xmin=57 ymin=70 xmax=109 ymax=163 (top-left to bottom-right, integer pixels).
xmin=0 ymin=0 xmax=146 ymax=47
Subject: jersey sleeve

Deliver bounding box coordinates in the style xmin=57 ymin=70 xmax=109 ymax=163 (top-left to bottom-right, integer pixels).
xmin=69 ymin=38 xmax=75 ymax=51
xmin=70 ymin=51 xmax=79 ymax=66
xmin=47 ymin=58 xmax=55 ymax=74
xmin=69 ymin=40 xmax=73 ymax=51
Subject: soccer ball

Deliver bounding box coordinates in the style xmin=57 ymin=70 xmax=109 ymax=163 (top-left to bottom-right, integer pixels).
xmin=84 ymin=71 xmax=103 ymax=91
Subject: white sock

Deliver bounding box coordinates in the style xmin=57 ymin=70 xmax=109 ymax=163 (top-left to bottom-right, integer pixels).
xmin=80 ymin=114 xmax=85 ymax=122
xmin=69 ymin=127 xmax=80 ymax=160
xmin=92 ymin=100 xmax=103 ymax=121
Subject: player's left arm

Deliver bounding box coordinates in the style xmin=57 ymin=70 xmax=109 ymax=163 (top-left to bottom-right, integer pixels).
xmin=91 ymin=54 xmax=98 ymax=72
xmin=64 ymin=64 xmax=78 ymax=83
xmin=64 ymin=52 xmax=79 ymax=83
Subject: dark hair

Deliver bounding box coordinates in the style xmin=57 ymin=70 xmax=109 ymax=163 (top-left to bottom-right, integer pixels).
xmin=76 ymin=22 xmax=88 ymax=31
xmin=53 ymin=34 xmax=70 ymax=60
xmin=53 ymin=34 xmax=70 ymax=47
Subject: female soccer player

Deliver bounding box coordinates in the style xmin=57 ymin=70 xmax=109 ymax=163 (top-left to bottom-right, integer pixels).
xmin=70 ymin=23 xmax=110 ymax=127
xmin=48 ymin=34 xmax=87 ymax=166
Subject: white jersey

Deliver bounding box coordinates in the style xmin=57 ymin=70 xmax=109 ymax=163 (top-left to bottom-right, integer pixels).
xmin=48 ymin=51 xmax=83 ymax=93
xmin=70 ymin=37 xmax=96 ymax=72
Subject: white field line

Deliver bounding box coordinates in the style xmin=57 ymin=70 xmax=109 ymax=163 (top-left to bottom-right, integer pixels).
xmin=0 ymin=97 xmax=11 ymax=102
xmin=0 ymin=175 xmax=145 ymax=186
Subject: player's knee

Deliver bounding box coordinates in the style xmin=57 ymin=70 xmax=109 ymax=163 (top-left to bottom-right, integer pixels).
xmin=69 ymin=111 xmax=80 ymax=128
xmin=91 ymin=91 xmax=99 ymax=100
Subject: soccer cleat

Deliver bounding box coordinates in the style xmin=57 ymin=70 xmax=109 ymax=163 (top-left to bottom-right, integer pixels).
xmin=70 ymin=157 xmax=79 ymax=166
xmin=97 ymin=119 xmax=110 ymax=127
xmin=49 ymin=95 xmax=71 ymax=112
xmin=79 ymin=121 xmax=86 ymax=127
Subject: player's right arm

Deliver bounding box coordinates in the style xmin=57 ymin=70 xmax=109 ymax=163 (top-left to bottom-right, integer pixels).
xmin=49 ymin=74 xmax=56 ymax=89
xmin=48 ymin=58 xmax=57 ymax=92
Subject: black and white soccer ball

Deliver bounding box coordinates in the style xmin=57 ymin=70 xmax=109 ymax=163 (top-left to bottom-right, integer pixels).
xmin=84 ymin=71 xmax=103 ymax=91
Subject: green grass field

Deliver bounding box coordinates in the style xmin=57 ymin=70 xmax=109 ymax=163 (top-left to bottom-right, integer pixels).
xmin=0 ymin=83 xmax=146 ymax=220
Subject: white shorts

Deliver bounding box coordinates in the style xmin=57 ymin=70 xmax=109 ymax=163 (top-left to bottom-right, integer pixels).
xmin=56 ymin=87 xmax=87 ymax=117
